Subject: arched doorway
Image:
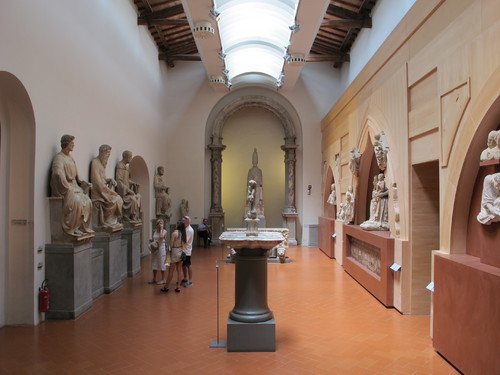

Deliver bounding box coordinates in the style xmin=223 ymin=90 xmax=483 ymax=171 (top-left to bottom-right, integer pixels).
xmin=206 ymin=88 xmax=301 ymax=244
xmin=0 ymin=71 xmax=36 ymax=326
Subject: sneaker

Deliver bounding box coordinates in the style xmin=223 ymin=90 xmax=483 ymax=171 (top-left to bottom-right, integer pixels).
xmin=156 ymin=280 xmax=166 ymax=285
xmin=181 ymin=279 xmax=188 ymax=286
xmin=184 ymin=281 xmax=193 ymax=287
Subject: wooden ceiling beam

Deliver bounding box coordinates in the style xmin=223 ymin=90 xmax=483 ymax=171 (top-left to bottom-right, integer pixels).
xmin=307 ymin=54 xmax=350 ymax=63
xmin=138 ymin=18 xmax=189 ymax=26
xmin=321 ymin=17 xmax=371 ymax=29
xmin=326 ymin=4 xmax=363 ymax=20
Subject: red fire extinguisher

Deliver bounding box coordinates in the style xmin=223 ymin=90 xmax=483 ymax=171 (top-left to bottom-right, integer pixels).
xmin=39 ymin=279 xmax=50 ymax=313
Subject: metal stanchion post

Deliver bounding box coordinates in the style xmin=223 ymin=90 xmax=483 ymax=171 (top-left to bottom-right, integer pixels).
xmin=209 ymin=259 xmax=226 ymax=348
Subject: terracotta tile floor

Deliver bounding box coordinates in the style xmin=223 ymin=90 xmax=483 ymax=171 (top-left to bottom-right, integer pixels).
xmin=0 ymin=246 xmax=459 ymax=375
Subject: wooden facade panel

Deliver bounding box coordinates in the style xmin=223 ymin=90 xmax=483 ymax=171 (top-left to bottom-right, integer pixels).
xmin=410 ymin=130 xmax=439 ymax=165
xmin=409 ymin=70 xmax=439 ymax=139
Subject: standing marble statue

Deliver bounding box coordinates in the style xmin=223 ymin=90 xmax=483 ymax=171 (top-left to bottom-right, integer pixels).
xmin=154 ymin=166 xmax=172 ymax=219
xmin=180 ymin=199 xmax=189 ymax=217
xmin=90 ymin=144 xmax=123 ymax=230
xmin=245 ymin=148 xmax=265 ymax=220
xmin=373 ymin=132 xmax=389 ymax=171
xmin=477 ymin=172 xmax=500 ymax=225
xmin=247 ymin=179 xmax=257 ymax=216
xmin=361 ymin=173 xmax=390 ymax=231
xmin=327 ymin=183 xmax=336 ymax=205
xmin=349 ymin=147 xmax=361 ymax=176
xmin=50 ymin=134 xmax=93 ymax=237
xmin=480 ymin=130 xmax=500 ymax=161
xmin=115 ymin=150 xmax=141 ymax=223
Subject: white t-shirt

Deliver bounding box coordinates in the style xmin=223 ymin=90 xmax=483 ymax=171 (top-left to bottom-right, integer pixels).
xmin=184 ymin=225 xmax=194 ymax=255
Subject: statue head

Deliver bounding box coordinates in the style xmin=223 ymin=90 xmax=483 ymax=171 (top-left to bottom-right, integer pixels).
xmin=487 ymin=130 xmax=498 ymax=147
xmin=60 ymin=134 xmax=75 ymax=151
xmin=122 ymin=150 xmax=132 ymax=163
xmin=157 ymin=166 xmax=164 ymax=175
xmin=98 ymin=144 xmax=112 ymax=166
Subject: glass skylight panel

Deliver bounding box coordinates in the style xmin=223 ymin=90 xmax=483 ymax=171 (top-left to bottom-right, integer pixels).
xmin=215 ymin=0 xmax=300 ymax=83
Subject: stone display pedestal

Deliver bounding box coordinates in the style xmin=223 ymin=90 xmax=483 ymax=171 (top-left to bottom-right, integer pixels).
xmin=120 ymin=239 xmax=128 ymax=280
xmin=220 ymin=231 xmax=283 ymax=352
xmin=91 ymin=248 xmax=104 ymax=299
xmin=45 ymin=242 xmax=93 ymax=319
xmin=121 ymin=224 xmax=142 ymax=277
xmin=92 ymin=231 xmax=123 ymax=294
xmin=282 ymin=212 xmax=298 ymax=246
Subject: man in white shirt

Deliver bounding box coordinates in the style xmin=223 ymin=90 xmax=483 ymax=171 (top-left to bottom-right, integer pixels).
xmin=181 ymin=215 xmax=194 ymax=286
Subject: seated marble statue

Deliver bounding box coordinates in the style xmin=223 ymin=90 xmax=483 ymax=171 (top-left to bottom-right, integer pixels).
xmin=480 ymin=130 xmax=499 ymax=161
xmin=361 ymin=173 xmax=390 ymax=231
xmin=477 ymin=172 xmax=500 ymax=225
xmin=50 ymin=134 xmax=94 ymax=237
xmin=115 ymin=150 xmax=141 ymax=223
xmin=327 ymin=183 xmax=336 ymax=205
xmin=90 ymin=144 xmax=123 ymax=230
xmin=349 ymin=147 xmax=361 ymax=176
xmin=154 ymin=166 xmax=172 ymax=218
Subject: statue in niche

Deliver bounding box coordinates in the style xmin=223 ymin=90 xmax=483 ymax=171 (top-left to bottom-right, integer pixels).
xmin=361 ymin=173 xmax=390 ymax=231
xmin=154 ymin=166 xmax=172 ymax=219
xmin=344 ymin=186 xmax=355 ymax=223
xmin=50 ymin=134 xmax=94 ymax=237
xmin=480 ymin=130 xmax=499 ymax=161
xmin=392 ymin=182 xmax=400 ymax=237
xmin=477 ymin=172 xmax=500 ymax=225
xmin=373 ymin=132 xmax=389 ymax=171
xmin=90 ymin=144 xmax=123 ymax=230
xmin=115 ymin=150 xmax=141 ymax=223
xmin=327 ymin=183 xmax=336 ymax=205
xmin=244 ymin=148 xmax=265 ymax=219
xmin=180 ymin=199 xmax=189 ymax=217
xmin=336 ymin=186 xmax=354 ymax=224
xmin=349 ymin=147 xmax=361 ymax=176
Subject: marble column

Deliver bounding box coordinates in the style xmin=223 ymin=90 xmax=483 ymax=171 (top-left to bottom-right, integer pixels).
xmin=281 ymin=141 xmax=298 ymax=245
xmin=209 ymin=141 xmax=226 ymax=244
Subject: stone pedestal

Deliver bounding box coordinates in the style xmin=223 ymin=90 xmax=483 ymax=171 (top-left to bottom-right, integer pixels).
xmin=92 ymin=231 xmax=123 ymax=294
xmin=91 ymin=248 xmax=104 ymax=299
xmin=282 ymin=212 xmax=298 ymax=245
xmin=45 ymin=242 xmax=93 ymax=319
xmin=120 ymin=239 xmax=128 ymax=280
xmin=220 ymin=231 xmax=283 ymax=352
xmin=122 ymin=225 xmax=142 ymax=276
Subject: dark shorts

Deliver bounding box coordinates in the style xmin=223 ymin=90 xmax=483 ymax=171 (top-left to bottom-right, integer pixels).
xmin=182 ymin=255 xmax=191 ymax=267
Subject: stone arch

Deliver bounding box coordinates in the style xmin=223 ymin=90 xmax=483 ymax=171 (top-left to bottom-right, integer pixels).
xmin=447 ymin=68 xmax=500 ymax=254
xmin=129 ymin=155 xmax=150 ymax=256
xmin=0 ymin=71 xmax=36 ymax=326
xmin=206 ymin=88 xmax=301 ymax=244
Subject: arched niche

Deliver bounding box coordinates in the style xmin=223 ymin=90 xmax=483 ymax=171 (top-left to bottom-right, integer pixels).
xmin=323 ymin=166 xmax=336 ymax=218
xmin=205 ymin=88 xmax=301 ymax=243
xmin=450 ymin=92 xmax=500 ymax=261
xmin=0 ymin=71 xmax=36 ymax=326
xmin=129 ymin=155 xmax=150 ymax=256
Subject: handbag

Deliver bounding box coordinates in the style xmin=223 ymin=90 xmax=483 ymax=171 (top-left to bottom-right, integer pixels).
xmin=164 ymin=246 xmax=172 ymax=266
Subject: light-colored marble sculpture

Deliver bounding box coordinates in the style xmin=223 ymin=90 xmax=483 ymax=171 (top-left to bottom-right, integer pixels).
xmin=477 ymin=172 xmax=500 ymax=225
xmin=349 ymin=147 xmax=361 ymax=176
xmin=344 ymin=186 xmax=355 ymax=223
xmin=115 ymin=150 xmax=141 ymax=223
xmin=480 ymin=130 xmax=499 ymax=161
xmin=50 ymin=134 xmax=94 ymax=237
xmin=154 ymin=166 xmax=172 ymax=219
xmin=361 ymin=173 xmax=390 ymax=231
xmin=392 ymin=182 xmax=400 ymax=237
xmin=336 ymin=202 xmax=346 ymax=222
xmin=180 ymin=199 xmax=189 ymax=217
xmin=327 ymin=183 xmax=336 ymax=205
xmin=90 ymin=144 xmax=123 ymax=230
xmin=244 ymin=148 xmax=265 ymax=220
xmin=373 ymin=132 xmax=389 ymax=171
xmin=245 ymin=179 xmax=259 ymax=235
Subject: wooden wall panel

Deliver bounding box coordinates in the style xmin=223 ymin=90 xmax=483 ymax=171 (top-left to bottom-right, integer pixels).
xmin=409 ymin=71 xmax=438 ymax=139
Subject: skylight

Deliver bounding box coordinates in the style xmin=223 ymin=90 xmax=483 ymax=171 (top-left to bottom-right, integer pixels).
xmin=214 ymin=0 xmax=300 ymax=86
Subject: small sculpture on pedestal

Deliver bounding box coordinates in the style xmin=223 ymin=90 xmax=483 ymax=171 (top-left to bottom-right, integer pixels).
xmin=327 ymin=183 xmax=336 ymax=205
xmin=50 ymin=134 xmax=94 ymax=239
xmin=361 ymin=173 xmax=390 ymax=231
xmin=154 ymin=166 xmax=172 ymax=220
xmin=180 ymin=199 xmax=189 ymax=218
xmin=245 ymin=179 xmax=259 ymax=236
xmin=336 ymin=186 xmax=355 ymax=224
xmin=90 ymin=144 xmax=123 ymax=231
xmin=480 ymin=130 xmax=500 ymax=161
xmin=477 ymin=172 xmax=500 ymax=225
xmin=244 ymin=148 xmax=265 ymax=223
xmin=349 ymin=147 xmax=361 ymax=176
xmin=115 ymin=150 xmax=141 ymax=224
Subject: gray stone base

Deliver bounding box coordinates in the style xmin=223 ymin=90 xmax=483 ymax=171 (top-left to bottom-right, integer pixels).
xmin=122 ymin=226 xmax=142 ymax=277
xmin=45 ymin=242 xmax=93 ymax=320
xmin=227 ymin=318 xmax=276 ymax=352
xmin=92 ymin=231 xmax=123 ymax=294
xmin=91 ymin=248 xmax=104 ymax=300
